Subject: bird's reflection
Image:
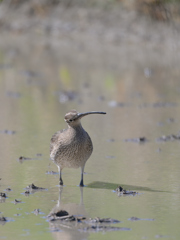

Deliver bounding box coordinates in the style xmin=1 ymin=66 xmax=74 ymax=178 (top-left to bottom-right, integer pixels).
xmin=48 ymin=186 xmax=88 ymax=240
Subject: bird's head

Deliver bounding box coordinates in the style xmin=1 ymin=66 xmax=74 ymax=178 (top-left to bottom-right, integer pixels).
xmin=64 ymin=110 xmax=106 ymax=127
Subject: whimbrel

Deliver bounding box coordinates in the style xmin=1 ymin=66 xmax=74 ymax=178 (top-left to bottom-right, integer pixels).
xmin=50 ymin=110 xmax=106 ymax=187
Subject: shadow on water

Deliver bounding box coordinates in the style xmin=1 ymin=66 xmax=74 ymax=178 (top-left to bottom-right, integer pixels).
xmin=87 ymin=181 xmax=173 ymax=193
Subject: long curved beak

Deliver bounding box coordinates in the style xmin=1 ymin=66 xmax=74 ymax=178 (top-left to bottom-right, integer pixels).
xmin=77 ymin=111 xmax=106 ymax=119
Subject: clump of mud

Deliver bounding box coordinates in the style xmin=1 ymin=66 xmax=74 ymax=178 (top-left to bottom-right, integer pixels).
xmin=157 ymin=133 xmax=180 ymax=142
xmin=25 ymin=183 xmax=45 ymax=190
xmin=47 ymin=209 xmax=126 ymax=232
xmin=124 ymin=137 xmax=147 ymax=143
xmin=115 ymin=186 xmax=138 ymax=196
xmin=0 ymin=193 xmax=7 ymax=198
xmin=0 ymin=193 xmax=7 ymax=203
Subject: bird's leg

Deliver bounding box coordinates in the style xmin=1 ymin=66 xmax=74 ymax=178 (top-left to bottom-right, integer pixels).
xmin=57 ymin=185 xmax=63 ymax=208
xmin=58 ymin=166 xmax=63 ymax=186
xmin=79 ymin=166 xmax=85 ymax=187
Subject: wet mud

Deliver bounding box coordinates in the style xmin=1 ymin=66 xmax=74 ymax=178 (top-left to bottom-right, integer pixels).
xmin=0 ymin=193 xmax=7 ymax=203
xmin=157 ymin=134 xmax=180 ymax=142
xmin=0 ymin=216 xmax=7 ymax=222
xmin=25 ymin=184 xmax=46 ymax=194
xmin=47 ymin=210 xmax=126 ymax=232
xmin=0 ymin=216 xmax=7 ymax=226
xmin=13 ymin=199 xmax=22 ymax=204
xmin=0 ymin=193 xmax=7 ymax=198
xmin=115 ymin=186 xmax=138 ymax=196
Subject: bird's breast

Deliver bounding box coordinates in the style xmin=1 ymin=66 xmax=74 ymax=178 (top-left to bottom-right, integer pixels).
xmin=52 ymin=129 xmax=93 ymax=168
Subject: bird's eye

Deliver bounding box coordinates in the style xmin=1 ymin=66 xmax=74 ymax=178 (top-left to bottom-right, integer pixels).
xmin=69 ymin=119 xmax=73 ymax=122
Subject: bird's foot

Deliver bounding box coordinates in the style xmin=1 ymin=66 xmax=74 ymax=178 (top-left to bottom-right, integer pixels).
xmin=79 ymin=180 xmax=84 ymax=187
xmin=60 ymin=179 xmax=63 ymax=186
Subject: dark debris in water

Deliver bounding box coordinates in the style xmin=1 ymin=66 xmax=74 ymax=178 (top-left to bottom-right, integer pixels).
xmin=157 ymin=134 xmax=180 ymax=142
xmin=24 ymin=190 xmax=30 ymax=196
xmin=0 ymin=192 xmax=7 ymax=198
xmin=0 ymin=193 xmax=7 ymax=203
xmin=124 ymin=137 xmax=147 ymax=143
xmin=19 ymin=156 xmax=33 ymax=162
xmin=18 ymin=155 xmax=41 ymax=163
xmin=47 ymin=210 xmax=121 ymax=228
xmin=88 ymin=217 xmax=120 ymax=224
xmin=115 ymin=186 xmax=138 ymax=196
xmin=0 ymin=130 xmax=16 ymax=135
xmin=128 ymin=216 xmax=155 ymax=221
xmin=25 ymin=183 xmax=45 ymax=191
xmin=5 ymin=188 xmax=12 ymax=191
xmin=13 ymin=199 xmax=22 ymax=204
xmin=0 ymin=216 xmax=7 ymax=222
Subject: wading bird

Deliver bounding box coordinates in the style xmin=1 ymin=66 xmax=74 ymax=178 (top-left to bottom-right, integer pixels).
xmin=50 ymin=110 xmax=106 ymax=187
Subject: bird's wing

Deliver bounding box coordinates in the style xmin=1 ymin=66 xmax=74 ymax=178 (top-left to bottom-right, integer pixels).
xmin=50 ymin=129 xmax=65 ymax=154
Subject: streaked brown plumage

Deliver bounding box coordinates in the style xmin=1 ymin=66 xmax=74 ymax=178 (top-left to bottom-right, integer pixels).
xmin=50 ymin=110 xmax=106 ymax=187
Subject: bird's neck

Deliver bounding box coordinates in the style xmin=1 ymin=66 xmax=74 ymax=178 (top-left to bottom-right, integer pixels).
xmin=68 ymin=123 xmax=84 ymax=132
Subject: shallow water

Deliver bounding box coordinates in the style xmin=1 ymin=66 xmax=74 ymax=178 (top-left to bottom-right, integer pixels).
xmin=1 ymin=6 xmax=180 ymax=239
